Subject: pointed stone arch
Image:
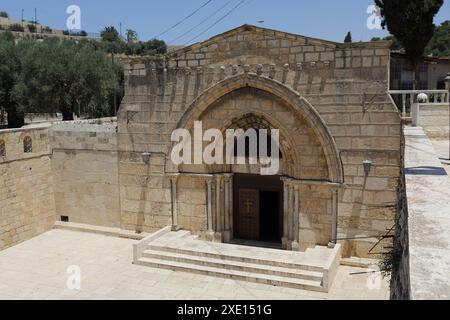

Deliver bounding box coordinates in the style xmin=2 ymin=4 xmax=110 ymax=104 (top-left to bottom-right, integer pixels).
xmin=175 ymin=73 xmax=343 ymax=183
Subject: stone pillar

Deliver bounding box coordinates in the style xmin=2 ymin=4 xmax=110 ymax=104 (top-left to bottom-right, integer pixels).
xmin=223 ymin=175 xmax=233 ymax=242
xmin=288 ymin=185 xmax=296 ymax=250
xmin=331 ymin=189 xmax=339 ymax=244
xmin=215 ymin=175 xmax=223 ymax=241
xmin=291 ymin=185 xmax=300 ymax=251
xmin=228 ymin=174 xmax=234 ymax=240
xmin=206 ymin=178 xmax=214 ymax=239
xmin=282 ymin=179 xmax=290 ymax=249
xmin=170 ymin=175 xmax=180 ymax=231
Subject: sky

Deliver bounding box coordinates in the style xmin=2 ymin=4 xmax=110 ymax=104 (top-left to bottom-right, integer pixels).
xmin=0 ymin=0 xmax=449 ymax=45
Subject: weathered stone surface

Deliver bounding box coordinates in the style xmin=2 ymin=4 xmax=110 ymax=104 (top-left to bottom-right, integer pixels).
xmin=0 ymin=25 xmax=401 ymax=260
xmin=0 ymin=127 xmax=56 ymax=250
xmin=116 ymin=25 xmax=400 ymax=258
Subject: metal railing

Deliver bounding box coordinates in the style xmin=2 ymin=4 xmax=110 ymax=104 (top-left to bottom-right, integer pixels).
xmin=389 ymin=90 xmax=449 ymax=117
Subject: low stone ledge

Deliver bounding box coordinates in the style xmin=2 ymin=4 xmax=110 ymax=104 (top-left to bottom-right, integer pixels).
xmin=132 ymin=226 xmax=172 ymax=262
xmin=53 ymin=221 xmax=147 ymax=240
xmin=404 ymin=126 xmax=450 ymax=299
xmin=340 ymin=257 xmax=380 ymax=268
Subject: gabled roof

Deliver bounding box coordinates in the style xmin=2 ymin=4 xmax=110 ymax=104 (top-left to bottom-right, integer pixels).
xmin=167 ymin=24 xmax=390 ymax=57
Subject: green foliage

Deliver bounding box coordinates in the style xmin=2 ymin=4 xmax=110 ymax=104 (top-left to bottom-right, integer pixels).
xmin=0 ymin=11 xmax=8 ymax=18
xmin=122 ymin=39 xmax=167 ymax=56
xmin=371 ymin=35 xmax=403 ymax=51
xmin=62 ymin=30 xmax=87 ymax=37
xmin=0 ymin=31 xmax=14 ymax=42
xmin=383 ymin=36 xmax=402 ymax=51
xmin=101 ymin=26 xmax=121 ymax=43
xmin=375 ymin=0 xmax=443 ymax=89
xmin=15 ymin=39 xmax=121 ymax=120
xmin=344 ymin=32 xmax=352 ymax=43
xmin=27 ymin=23 xmax=36 ymax=33
xmin=43 ymin=26 xmax=52 ymax=34
xmin=126 ymin=29 xmax=138 ymax=43
xmin=0 ymin=37 xmax=123 ymax=127
xmin=99 ymin=25 xmax=166 ymax=55
xmin=425 ymin=20 xmax=450 ymax=57
xmin=375 ymin=0 xmax=443 ymax=63
xmin=0 ymin=23 xmax=166 ymax=128
xmin=9 ymin=23 xmax=24 ymax=32
xmin=0 ymin=35 xmax=26 ymax=128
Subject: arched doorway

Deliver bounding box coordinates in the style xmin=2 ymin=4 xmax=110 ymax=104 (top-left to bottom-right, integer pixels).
xmin=170 ymin=73 xmax=343 ymax=250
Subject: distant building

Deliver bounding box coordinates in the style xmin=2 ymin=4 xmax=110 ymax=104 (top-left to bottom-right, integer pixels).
xmin=390 ymin=52 xmax=450 ymax=90
xmin=0 ymin=16 xmax=99 ymax=40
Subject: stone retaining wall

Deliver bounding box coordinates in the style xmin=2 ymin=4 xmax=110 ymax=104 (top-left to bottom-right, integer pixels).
xmin=0 ymin=126 xmax=56 ymax=250
xmin=411 ymin=103 xmax=449 ymax=139
xmin=50 ymin=119 xmax=120 ymax=228
xmin=119 ymin=25 xmax=401 ymax=257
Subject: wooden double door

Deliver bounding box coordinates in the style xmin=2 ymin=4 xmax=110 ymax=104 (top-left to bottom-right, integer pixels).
xmin=233 ymin=174 xmax=283 ymax=243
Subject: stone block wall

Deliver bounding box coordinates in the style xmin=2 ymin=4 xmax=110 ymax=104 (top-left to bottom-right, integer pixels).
xmin=118 ymin=25 xmax=402 ymax=256
xmin=390 ymin=129 xmax=410 ymax=300
xmin=0 ymin=25 xmax=403 ymax=258
xmin=412 ymin=103 xmax=449 ymax=139
xmin=50 ymin=120 xmax=120 ymax=228
xmin=0 ymin=127 xmax=56 ymax=250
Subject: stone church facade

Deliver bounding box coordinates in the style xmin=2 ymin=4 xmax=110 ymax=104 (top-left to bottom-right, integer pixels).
xmin=117 ymin=25 xmax=401 ymax=258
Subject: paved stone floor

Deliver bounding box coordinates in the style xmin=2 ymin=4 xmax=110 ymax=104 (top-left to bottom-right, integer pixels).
xmin=405 ymin=129 xmax=450 ymax=299
xmin=429 ymin=138 xmax=450 ymax=175
xmin=0 ymin=229 xmax=390 ymax=300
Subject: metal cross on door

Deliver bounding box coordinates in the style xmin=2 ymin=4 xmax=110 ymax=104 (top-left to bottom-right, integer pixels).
xmin=238 ymin=188 xmax=260 ymax=240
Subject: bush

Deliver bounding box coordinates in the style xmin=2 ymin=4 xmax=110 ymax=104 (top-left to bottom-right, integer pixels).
xmin=43 ymin=26 xmax=52 ymax=34
xmin=67 ymin=30 xmax=88 ymax=37
xmin=9 ymin=23 xmax=24 ymax=32
xmin=0 ymin=11 xmax=8 ymax=18
xmin=27 ymin=23 xmax=36 ymax=33
xmin=62 ymin=30 xmax=69 ymax=35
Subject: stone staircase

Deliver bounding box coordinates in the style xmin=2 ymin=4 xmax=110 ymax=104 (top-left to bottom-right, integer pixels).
xmin=133 ymin=229 xmax=341 ymax=292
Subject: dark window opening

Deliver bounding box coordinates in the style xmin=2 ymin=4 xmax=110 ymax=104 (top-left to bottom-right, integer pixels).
xmin=23 ymin=136 xmax=32 ymax=153
xmin=0 ymin=140 xmax=5 ymax=157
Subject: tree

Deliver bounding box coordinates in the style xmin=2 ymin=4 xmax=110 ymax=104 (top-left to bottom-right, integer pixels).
xmin=371 ymin=35 xmax=403 ymax=51
xmin=12 ymin=39 xmax=121 ymax=122
xmin=425 ymin=20 xmax=450 ymax=57
xmin=101 ymin=26 xmax=121 ymax=43
xmin=0 ymin=11 xmax=8 ymax=18
xmin=375 ymin=0 xmax=444 ymax=89
xmin=143 ymin=39 xmax=167 ymax=55
xmin=382 ymin=35 xmax=403 ymax=51
xmin=126 ymin=29 xmax=138 ymax=43
xmin=27 ymin=23 xmax=36 ymax=33
xmin=0 ymin=33 xmax=27 ymax=128
xmin=344 ymin=32 xmax=352 ymax=43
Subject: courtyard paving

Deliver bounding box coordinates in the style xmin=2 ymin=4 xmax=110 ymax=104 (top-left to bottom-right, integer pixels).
xmin=429 ymin=138 xmax=450 ymax=175
xmin=0 ymin=229 xmax=389 ymax=300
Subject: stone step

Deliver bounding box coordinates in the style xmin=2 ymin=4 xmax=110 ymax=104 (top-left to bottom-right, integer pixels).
xmin=161 ymin=230 xmax=192 ymax=240
xmin=142 ymin=249 xmax=324 ymax=282
xmin=147 ymin=243 xmax=324 ymax=272
xmin=135 ymin=257 xmax=324 ymax=292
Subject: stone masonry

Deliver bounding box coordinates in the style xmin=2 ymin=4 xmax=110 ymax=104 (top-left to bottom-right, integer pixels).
xmin=0 ymin=126 xmax=56 ymax=250
xmin=118 ymin=25 xmax=402 ymax=257
xmin=0 ymin=25 xmax=402 ymax=258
